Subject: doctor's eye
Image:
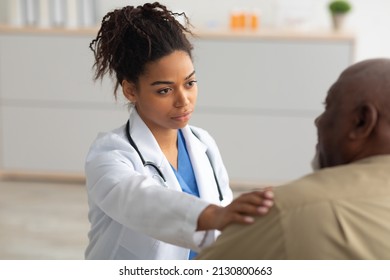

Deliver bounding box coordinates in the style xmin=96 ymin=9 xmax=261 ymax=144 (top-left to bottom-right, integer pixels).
xmin=157 ymin=88 xmax=173 ymax=95
xmin=185 ymin=80 xmax=197 ymax=88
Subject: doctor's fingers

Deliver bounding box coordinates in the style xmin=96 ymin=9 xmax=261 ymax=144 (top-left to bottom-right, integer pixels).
xmin=228 ymin=192 xmax=274 ymax=217
xmin=235 ymin=191 xmax=274 ymax=207
xmin=227 ymin=200 xmax=272 ymax=218
xmin=220 ymin=212 xmax=259 ymax=229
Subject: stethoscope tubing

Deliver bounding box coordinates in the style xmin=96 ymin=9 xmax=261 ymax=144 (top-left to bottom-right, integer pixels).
xmin=125 ymin=121 xmax=166 ymax=181
xmin=125 ymin=120 xmax=223 ymax=201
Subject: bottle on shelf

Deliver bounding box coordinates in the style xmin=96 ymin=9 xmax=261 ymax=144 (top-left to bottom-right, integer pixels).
xmin=38 ymin=0 xmax=50 ymax=28
xmin=65 ymin=0 xmax=78 ymax=28
xmin=25 ymin=0 xmax=39 ymax=26
xmin=8 ymin=0 xmax=26 ymax=27
xmin=51 ymin=0 xmax=66 ymax=27
xmin=248 ymin=9 xmax=260 ymax=31
xmin=79 ymin=0 xmax=97 ymax=27
xmin=229 ymin=8 xmax=261 ymax=32
xmin=230 ymin=9 xmax=245 ymax=30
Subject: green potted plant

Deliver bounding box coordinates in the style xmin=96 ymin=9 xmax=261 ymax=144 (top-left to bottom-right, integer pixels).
xmin=328 ymin=0 xmax=352 ymax=30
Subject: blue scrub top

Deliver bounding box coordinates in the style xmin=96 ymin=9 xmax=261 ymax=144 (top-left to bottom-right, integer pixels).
xmin=174 ymin=131 xmax=199 ymax=196
xmin=170 ymin=130 xmax=200 ymax=259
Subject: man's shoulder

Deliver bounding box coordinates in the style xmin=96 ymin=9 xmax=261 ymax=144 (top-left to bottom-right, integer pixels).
xmin=274 ymin=157 xmax=390 ymax=210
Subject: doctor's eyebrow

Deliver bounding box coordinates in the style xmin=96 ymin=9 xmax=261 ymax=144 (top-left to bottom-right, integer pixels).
xmin=185 ymin=70 xmax=196 ymax=80
xmin=150 ymin=70 xmax=196 ymax=86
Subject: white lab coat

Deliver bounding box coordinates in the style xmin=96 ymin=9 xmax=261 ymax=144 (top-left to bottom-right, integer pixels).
xmin=85 ymin=107 xmax=233 ymax=259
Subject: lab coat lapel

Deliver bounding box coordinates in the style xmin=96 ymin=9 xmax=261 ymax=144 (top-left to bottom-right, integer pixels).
xmin=128 ymin=108 xmax=182 ymax=192
xmin=181 ymin=126 xmax=220 ymax=204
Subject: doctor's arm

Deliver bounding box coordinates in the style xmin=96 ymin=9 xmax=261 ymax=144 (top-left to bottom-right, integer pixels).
xmin=197 ymin=188 xmax=274 ymax=231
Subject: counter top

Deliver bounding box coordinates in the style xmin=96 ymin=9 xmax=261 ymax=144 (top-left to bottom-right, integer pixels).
xmin=0 ymin=24 xmax=98 ymax=36
xmin=0 ymin=24 xmax=355 ymax=42
xmin=194 ymin=27 xmax=355 ymax=42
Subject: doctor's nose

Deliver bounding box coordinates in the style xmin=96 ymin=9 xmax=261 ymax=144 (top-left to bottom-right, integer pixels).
xmin=174 ymin=89 xmax=190 ymax=108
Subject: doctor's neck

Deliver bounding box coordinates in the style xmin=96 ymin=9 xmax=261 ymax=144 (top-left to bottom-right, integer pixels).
xmin=151 ymin=128 xmax=179 ymax=169
xmin=151 ymin=128 xmax=178 ymax=149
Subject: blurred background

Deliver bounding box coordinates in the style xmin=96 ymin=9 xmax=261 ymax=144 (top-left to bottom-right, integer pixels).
xmin=1 ymin=0 xmax=389 ymax=60
xmin=0 ymin=0 xmax=389 ymax=259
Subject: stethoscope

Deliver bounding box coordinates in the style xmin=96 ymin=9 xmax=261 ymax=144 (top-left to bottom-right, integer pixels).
xmin=125 ymin=120 xmax=223 ymax=201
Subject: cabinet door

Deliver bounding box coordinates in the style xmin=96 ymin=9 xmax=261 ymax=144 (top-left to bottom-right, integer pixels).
xmin=191 ymin=113 xmax=316 ymax=184
xmin=193 ymin=38 xmax=352 ymax=111
xmin=0 ymin=105 xmax=127 ymax=173
xmin=0 ymin=34 xmax=120 ymax=104
xmin=0 ymin=33 xmax=353 ymax=183
xmin=0 ymin=34 xmax=128 ymax=174
xmin=191 ymin=37 xmax=353 ymax=183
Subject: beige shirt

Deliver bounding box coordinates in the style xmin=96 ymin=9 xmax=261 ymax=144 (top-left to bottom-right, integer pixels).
xmin=197 ymin=155 xmax=390 ymax=260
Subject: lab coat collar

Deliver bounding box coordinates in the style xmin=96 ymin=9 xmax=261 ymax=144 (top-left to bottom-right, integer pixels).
xmin=128 ymin=107 xmax=164 ymax=166
xmin=127 ymin=107 xmax=181 ymax=191
xmin=127 ymin=107 xmax=220 ymax=203
xmin=180 ymin=127 xmax=221 ymax=204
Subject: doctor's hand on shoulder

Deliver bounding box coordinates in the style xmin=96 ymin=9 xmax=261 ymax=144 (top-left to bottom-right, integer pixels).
xmin=197 ymin=188 xmax=274 ymax=231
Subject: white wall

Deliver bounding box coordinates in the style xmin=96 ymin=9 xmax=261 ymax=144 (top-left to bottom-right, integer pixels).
xmin=0 ymin=1 xmax=6 ymax=23
xmin=0 ymin=0 xmax=389 ymax=182
xmin=96 ymin=0 xmax=390 ymax=62
xmin=1 ymin=0 xmax=389 ymax=61
xmin=344 ymin=0 xmax=390 ymax=61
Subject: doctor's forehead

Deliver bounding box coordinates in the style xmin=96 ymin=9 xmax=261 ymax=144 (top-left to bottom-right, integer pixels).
xmin=140 ymin=70 xmax=196 ymax=86
xmin=146 ymin=50 xmax=192 ymax=68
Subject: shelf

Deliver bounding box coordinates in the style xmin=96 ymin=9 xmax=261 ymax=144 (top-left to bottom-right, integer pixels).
xmin=0 ymin=24 xmax=99 ymax=36
xmin=194 ymin=28 xmax=355 ymax=42
xmin=0 ymin=24 xmax=355 ymax=42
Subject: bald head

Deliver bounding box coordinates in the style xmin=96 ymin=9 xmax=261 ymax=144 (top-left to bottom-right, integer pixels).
xmin=339 ymin=58 xmax=390 ymax=109
xmin=315 ymin=58 xmax=390 ymax=169
xmin=336 ymin=59 xmax=390 ymax=122
xmin=341 ymin=58 xmax=390 ymax=78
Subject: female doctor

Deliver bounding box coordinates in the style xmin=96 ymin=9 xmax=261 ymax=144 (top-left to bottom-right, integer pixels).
xmin=85 ymin=2 xmax=274 ymax=260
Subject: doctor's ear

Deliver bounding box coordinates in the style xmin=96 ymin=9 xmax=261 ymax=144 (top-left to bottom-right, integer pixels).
xmin=122 ymin=80 xmax=138 ymax=104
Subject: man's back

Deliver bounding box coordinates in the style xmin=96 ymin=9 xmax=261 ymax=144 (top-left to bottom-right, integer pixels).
xmin=197 ymin=155 xmax=390 ymax=259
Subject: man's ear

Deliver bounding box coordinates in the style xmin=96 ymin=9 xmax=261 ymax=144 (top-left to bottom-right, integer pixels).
xmin=349 ymin=103 xmax=378 ymax=140
xmin=122 ymin=80 xmax=137 ymax=104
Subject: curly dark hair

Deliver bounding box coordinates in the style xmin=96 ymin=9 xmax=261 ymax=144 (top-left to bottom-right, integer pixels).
xmin=90 ymin=2 xmax=194 ymax=98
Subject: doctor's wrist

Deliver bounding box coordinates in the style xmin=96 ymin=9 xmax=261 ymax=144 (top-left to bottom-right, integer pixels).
xmin=196 ymin=204 xmax=223 ymax=231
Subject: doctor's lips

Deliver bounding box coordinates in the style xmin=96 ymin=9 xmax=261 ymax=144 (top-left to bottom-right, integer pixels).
xmin=171 ymin=111 xmax=192 ymax=122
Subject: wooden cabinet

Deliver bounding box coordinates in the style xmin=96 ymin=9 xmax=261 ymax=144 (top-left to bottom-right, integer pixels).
xmin=0 ymin=27 xmax=355 ymax=184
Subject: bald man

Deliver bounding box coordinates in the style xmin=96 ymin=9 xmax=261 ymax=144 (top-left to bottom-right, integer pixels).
xmin=197 ymin=58 xmax=390 ymax=260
